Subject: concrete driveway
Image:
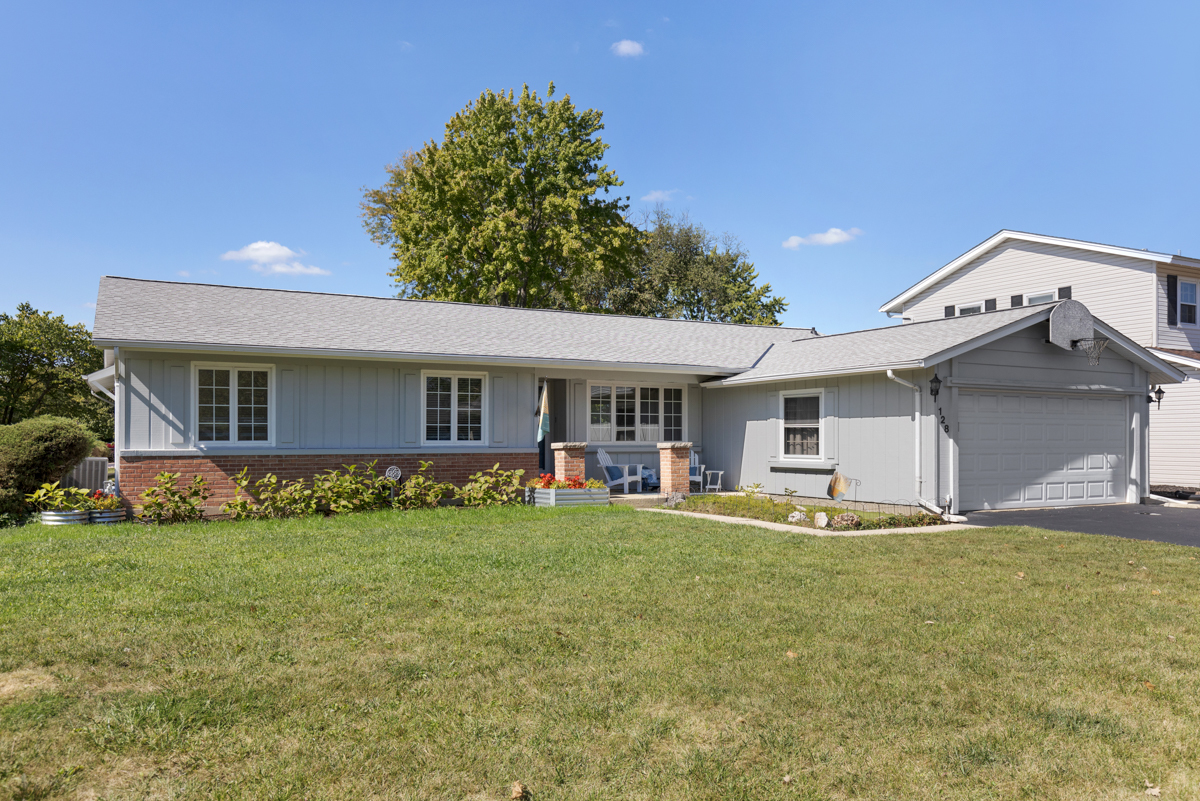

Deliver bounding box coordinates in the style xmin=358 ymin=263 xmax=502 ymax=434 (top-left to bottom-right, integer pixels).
xmin=966 ymin=504 xmax=1200 ymax=548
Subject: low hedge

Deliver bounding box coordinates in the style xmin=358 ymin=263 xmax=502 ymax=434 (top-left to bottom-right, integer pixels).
xmin=0 ymin=416 xmax=95 ymax=516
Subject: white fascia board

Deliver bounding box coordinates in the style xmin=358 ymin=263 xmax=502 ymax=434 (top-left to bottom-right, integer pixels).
xmin=1148 ymin=348 xmax=1200 ymax=371
xmin=702 ymin=361 xmax=925 ymax=388
xmin=89 ymin=339 xmax=745 ymax=376
xmin=84 ymin=364 xmax=117 ymax=402
xmin=877 ymin=230 xmax=1188 ymax=314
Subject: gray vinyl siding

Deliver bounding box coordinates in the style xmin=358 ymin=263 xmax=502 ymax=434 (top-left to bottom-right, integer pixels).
xmin=702 ymin=369 xmax=936 ymax=504
xmin=1148 ymin=368 xmax=1200 ymax=487
xmin=1154 ymin=263 xmax=1200 ymax=351
xmin=119 ymin=351 xmax=540 ymax=454
xmin=951 ymin=323 xmax=1137 ymax=388
xmin=903 ymin=241 xmax=1155 ymax=343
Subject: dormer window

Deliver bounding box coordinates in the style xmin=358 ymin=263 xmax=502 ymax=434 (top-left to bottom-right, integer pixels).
xmin=1181 ymin=281 xmax=1197 ymax=326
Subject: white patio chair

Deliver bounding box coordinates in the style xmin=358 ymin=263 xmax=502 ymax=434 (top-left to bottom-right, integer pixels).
xmin=596 ymin=448 xmax=643 ymax=494
xmin=689 ymin=451 xmax=706 ymax=493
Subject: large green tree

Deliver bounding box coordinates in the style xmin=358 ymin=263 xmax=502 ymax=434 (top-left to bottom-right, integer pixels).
xmin=362 ymin=83 xmax=638 ymax=310
xmin=595 ymin=207 xmax=788 ymax=325
xmin=0 ymin=303 xmax=111 ymax=440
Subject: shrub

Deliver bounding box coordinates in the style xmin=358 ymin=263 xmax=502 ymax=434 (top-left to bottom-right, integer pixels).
xmin=311 ymin=462 xmax=394 ymax=514
xmin=225 ymin=469 xmax=320 ymax=521
xmin=456 ymin=464 xmax=526 ymax=507
xmin=138 ymin=472 xmax=211 ymax=525
xmin=25 ymin=481 xmax=93 ymax=511
xmin=0 ymin=416 xmax=95 ymax=516
xmin=394 ymin=461 xmax=454 ymax=510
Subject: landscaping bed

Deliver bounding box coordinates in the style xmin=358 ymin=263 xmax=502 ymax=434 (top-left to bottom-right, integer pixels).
xmin=678 ymin=493 xmax=944 ymax=530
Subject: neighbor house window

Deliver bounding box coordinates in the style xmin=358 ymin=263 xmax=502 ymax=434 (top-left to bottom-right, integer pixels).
xmin=588 ymin=383 xmax=685 ymax=442
xmin=1026 ymin=291 xmax=1055 ymax=305
xmin=1180 ymin=281 xmax=1197 ymax=326
xmin=957 ymin=302 xmax=983 ymax=316
xmin=196 ymin=365 xmax=271 ymax=444
xmin=424 ymin=373 xmax=485 ymax=443
xmin=781 ymin=392 xmax=821 ymax=458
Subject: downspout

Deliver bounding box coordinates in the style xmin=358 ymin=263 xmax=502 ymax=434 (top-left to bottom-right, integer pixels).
xmin=112 ymin=346 xmax=121 ymax=495
xmin=887 ymin=370 xmax=966 ymax=523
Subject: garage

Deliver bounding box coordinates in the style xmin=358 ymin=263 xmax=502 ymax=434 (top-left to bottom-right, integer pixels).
xmin=957 ymin=391 xmax=1128 ymax=511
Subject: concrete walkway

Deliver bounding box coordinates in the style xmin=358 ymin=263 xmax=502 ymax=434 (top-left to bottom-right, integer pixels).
xmin=639 ymin=507 xmax=980 ymax=537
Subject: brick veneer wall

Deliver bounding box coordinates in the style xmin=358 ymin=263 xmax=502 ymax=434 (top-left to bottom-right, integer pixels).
xmin=119 ymin=451 xmax=539 ymax=510
xmin=551 ymin=442 xmax=587 ymax=482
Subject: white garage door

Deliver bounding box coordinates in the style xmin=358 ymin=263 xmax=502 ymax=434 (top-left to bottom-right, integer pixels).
xmin=957 ymin=391 xmax=1128 ymax=511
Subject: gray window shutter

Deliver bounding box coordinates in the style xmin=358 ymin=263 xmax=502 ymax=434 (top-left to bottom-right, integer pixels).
xmin=944 ymin=305 xmax=955 ymax=318
xmin=1010 ymin=295 xmax=1023 ymax=308
xmin=984 ymin=298 xmax=997 ymax=312
xmin=1058 ymin=286 xmax=1072 ymax=300
xmin=1168 ymin=275 xmax=1178 ymax=326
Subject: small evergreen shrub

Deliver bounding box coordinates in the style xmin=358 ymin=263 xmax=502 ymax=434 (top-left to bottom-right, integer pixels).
xmin=0 ymin=416 xmax=95 ymax=516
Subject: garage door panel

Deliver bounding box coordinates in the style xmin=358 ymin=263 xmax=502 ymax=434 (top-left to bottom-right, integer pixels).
xmin=958 ymin=391 xmax=1127 ymax=511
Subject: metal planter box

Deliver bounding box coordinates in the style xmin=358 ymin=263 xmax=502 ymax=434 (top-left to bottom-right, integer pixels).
xmin=526 ymin=487 xmax=610 ymax=507
xmin=40 ymin=510 xmax=90 ymax=526
xmin=88 ymin=509 xmax=127 ymax=525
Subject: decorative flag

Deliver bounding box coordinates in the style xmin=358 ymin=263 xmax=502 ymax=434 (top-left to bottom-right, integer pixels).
xmin=537 ymin=385 xmax=550 ymax=443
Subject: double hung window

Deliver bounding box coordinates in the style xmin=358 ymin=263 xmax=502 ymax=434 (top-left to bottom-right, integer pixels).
xmin=781 ymin=392 xmax=820 ymax=458
xmin=1180 ymin=281 xmax=1197 ymax=326
xmin=588 ymin=383 xmax=685 ymax=442
xmin=424 ymin=373 xmax=485 ymax=443
xmin=196 ymin=366 xmax=271 ymax=444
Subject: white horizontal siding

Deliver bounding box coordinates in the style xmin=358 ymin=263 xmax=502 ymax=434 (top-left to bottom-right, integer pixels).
xmin=903 ymin=241 xmax=1155 ymax=344
xmin=1148 ymin=370 xmax=1200 ymax=487
xmin=1154 ymin=264 xmax=1200 ymax=351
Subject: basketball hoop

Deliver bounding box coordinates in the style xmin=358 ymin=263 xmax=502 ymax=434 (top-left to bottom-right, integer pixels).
xmin=1073 ymin=337 xmax=1109 ymax=366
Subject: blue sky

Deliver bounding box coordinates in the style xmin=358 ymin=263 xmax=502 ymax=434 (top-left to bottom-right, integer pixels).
xmin=3 ymin=1 xmax=1199 ymax=334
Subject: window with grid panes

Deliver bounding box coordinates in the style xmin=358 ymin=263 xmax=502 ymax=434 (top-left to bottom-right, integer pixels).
xmin=197 ymin=367 xmax=269 ymax=443
xmin=424 ymin=375 xmax=485 ymax=442
xmin=782 ymin=394 xmax=820 ymax=456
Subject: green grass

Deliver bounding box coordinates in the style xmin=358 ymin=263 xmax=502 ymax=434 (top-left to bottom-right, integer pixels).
xmin=679 ymin=493 xmax=943 ymax=529
xmin=0 ymin=506 xmax=1198 ymax=799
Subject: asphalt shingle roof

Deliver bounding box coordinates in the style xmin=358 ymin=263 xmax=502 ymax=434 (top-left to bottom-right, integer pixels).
xmin=92 ymin=277 xmax=818 ymax=372
xmin=719 ymin=304 xmax=1052 ymax=384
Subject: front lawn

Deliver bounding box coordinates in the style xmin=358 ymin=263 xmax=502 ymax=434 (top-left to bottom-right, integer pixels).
xmin=1 ymin=506 xmax=1197 ymax=799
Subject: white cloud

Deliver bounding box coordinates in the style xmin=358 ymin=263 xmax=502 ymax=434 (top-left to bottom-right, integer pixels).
xmin=641 ymin=189 xmax=678 ymax=202
xmin=177 ymin=270 xmax=190 ymax=278
xmin=83 ymin=302 xmax=96 ymax=309
xmin=611 ymin=39 xmax=644 ymax=57
xmin=782 ymin=227 xmax=863 ymax=249
xmin=221 ymin=240 xmax=330 ymax=276
xmin=399 ymin=40 xmax=413 ymax=50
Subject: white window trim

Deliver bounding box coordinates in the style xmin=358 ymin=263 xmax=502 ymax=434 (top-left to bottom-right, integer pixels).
xmin=1025 ymin=290 xmax=1056 ymax=305
xmin=191 ymin=362 xmax=275 ymax=448
xmin=956 ymin=300 xmax=985 ymax=316
xmin=585 ymin=381 xmax=687 ymax=444
xmin=1179 ymin=280 xmax=1198 ymax=327
xmin=779 ymin=389 xmax=823 ymax=461
xmin=420 ymin=370 xmax=489 ymax=446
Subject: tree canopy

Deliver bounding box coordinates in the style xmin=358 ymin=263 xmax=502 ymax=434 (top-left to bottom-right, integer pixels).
xmin=362 ymin=83 xmax=638 ymax=310
xmin=596 ymin=207 xmax=788 ymax=325
xmin=0 ymin=303 xmax=110 ymax=440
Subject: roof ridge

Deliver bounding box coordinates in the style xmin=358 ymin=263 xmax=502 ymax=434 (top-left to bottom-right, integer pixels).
xmin=99 ymin=276 xmax=816 ymax=333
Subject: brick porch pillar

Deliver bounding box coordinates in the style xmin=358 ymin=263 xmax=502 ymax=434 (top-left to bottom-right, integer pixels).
xmin=551 ymin=442 xmax=587 ymax=482
xmin=658 ymin=441 xmax=692 ymax=496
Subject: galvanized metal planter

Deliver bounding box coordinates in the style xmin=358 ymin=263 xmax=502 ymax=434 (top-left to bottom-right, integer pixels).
xmin=40 ymin=510 xmax=90 ymax=525
xmin=526 ymin=487 xmax=610 ymax=507
xmin=88 ymin=509 xmax=127 ymax=525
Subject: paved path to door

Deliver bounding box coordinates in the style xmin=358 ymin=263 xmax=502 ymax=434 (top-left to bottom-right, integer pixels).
xmin=967 ymin=504 xmax=1200 ymax=548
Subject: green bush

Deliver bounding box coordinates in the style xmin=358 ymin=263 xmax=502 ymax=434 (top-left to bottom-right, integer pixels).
xmin=393 ymin=461 xmax=454 ymax=510
xmin=138 ymin=472 xmax=211 ymax=525
xmin=224 ymin=461 xmax=437 ymax=520
xmin=456 ymin=463 xmax=526 ymax=507
xmin=0 ymin=416 xmax=95 ymax=516
xmin=25 ymin=481 xmax=93 ymax=511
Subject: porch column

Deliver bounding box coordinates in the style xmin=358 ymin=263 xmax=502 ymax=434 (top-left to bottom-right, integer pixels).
xmin=658 ymin=441 xmax=692 ymax=495
xmin=551 ymin=442 xmax=587 ymax=482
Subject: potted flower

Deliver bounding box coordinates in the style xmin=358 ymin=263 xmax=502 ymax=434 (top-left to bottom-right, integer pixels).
xmin=87 ymin=489 xmax=126 ymax=524
xmin=525 ymin=473 xmax=610 ymax=507
xmin=25 ymin=482 xmax=93 ymax=525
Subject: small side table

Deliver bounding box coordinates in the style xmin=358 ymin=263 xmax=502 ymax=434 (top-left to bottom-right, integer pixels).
xmin=704 ymin=470 xmax=724 ymax=493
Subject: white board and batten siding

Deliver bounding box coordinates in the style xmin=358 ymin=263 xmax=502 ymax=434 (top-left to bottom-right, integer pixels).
xmin=119 ymin=351 xmax=539 ymax=453
xmin=902 ymin=240 xmax=1155 ymax=344
xmin=701 ymin=369 xmax=938 ymax=504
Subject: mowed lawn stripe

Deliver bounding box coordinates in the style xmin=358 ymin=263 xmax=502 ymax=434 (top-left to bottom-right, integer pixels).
xmin=0 ymin=505 xmax=1197 ymax=800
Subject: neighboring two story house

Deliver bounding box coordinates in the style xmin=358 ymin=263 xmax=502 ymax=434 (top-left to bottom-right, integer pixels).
xmin=879 ymin=231 xmax=1200 ymax=489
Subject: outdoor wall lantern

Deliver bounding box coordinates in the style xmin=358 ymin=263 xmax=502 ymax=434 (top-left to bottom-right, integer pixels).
xmin=1149 ymin=385 xmax=1165 ymax=409
xmin=929 ymin=373 xmax=942 ymax=400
